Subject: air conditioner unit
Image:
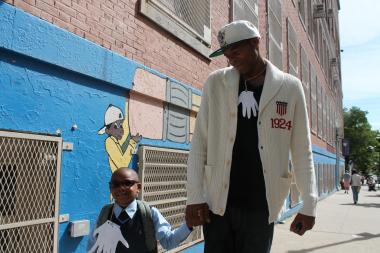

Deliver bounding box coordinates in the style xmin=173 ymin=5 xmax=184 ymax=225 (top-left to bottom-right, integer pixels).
xmin=327 ymin=8 xmax=334 ymax=18
xmin=330 ymin=57 xmax=338 ymax=67
xmin=313 ymin=4 xmax=326 ymax=19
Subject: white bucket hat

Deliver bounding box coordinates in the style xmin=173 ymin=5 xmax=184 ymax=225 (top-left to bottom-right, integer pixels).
xmin=98 ymin=104 xmax=124 ymax=135
xmin=209 ymin=20 xmax=261 ymax=58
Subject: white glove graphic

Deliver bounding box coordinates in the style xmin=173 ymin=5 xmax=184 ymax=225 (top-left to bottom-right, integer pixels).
xmin=238 ymin=91 xmax=259 ymax=119
xmin=88 ymin=220 xmax=129 ymax=253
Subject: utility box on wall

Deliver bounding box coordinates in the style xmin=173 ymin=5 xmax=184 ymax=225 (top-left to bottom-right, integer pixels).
xmin=70 ymin=220 xmax=90 ymax=238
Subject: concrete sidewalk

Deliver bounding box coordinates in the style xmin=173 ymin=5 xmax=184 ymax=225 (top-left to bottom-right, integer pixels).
xmin=272 ymin=186 xmax=380 ymax=253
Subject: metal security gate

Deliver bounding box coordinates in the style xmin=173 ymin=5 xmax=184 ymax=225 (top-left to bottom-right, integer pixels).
xmin=0 ymin=130 xmax=62 ymax=253
xmin=138 ymin=146 xmax=203 ymax=252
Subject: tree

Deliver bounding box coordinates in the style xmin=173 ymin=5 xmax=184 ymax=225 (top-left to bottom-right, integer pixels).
xmin=344 ymin=107 xmax=379 ymax=175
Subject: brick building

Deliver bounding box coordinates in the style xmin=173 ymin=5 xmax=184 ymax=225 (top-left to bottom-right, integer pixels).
xmin=0 ymin=0 xmax=344 ymax=252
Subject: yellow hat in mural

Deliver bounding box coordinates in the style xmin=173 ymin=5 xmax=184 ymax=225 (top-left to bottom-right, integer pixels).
xmin=98 ymin=104 xmax=124 ymax=135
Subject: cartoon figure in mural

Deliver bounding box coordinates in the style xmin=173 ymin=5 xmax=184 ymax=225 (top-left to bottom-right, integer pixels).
xmin=87 ymin=167 xmax=193 ymax=253
xmin=98 ymin=104 xmax=142 ymax=173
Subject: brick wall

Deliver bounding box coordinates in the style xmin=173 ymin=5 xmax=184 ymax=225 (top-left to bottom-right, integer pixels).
xmin=5 ymin=0 xmax=343 ymax=149
xmin=8 ymin=0 xmax=230 ymax=89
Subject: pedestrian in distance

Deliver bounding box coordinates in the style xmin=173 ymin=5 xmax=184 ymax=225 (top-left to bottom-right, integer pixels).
xmin=185 ymin=20 xmax=317 ymax=253
xmin=87 ymin=167 xmax=192 ymax=253
xmin=350 ymin=169 xmax=362 ymax=204
xmin=343 ymin=172 xmax=351 ymax=194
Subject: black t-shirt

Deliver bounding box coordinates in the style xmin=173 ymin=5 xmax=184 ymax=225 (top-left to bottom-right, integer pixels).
xmin=226 ymin=75 xmax=269 ymax=215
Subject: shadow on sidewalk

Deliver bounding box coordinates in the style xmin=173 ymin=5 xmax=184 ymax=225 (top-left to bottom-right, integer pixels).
xmin=286 ymin=232 xmax=380 ymax=253
xmin=365 ymin=194 xmax=380 ymax=197
xmin=340 ymin=202 xmax=380 ymax=208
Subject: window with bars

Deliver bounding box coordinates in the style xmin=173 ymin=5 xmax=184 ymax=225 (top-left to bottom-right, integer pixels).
xmin=300 ymin=46 xmax=310 ymax=118
xmin=310 ymin=67 xmax=317 ymax=133
xmin=326 ymin=96 xmax=331 ymax=143
xmin=332 ymin=107 xmax=336 ymax=148
xmin=317 ymin=84 xmax=323 ymax=138
xmin=322 ymin=89 xmax=327 ymax=140
xmin=232 ymin=0 xmax=259 ymax=27
xmin=287 ymin=20 xmax=298 ymax=77
xmin=298 ymin=0 xmax=306 ymax=26
xmin=330 ymin=99 xmax=334 ymax=144
xmin=268 ymin=0 xmax=283 ymax=70
xmin=307 ymin=0 xmax=314 ymax=42
xmin=140 ymin=0 xmax=211 ymax=57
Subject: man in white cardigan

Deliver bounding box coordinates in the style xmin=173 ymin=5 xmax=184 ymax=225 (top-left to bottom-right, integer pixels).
xmin=185 ymin=20 xmax=317 ymax=253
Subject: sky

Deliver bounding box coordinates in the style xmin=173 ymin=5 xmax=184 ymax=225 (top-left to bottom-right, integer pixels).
xmin=339 ymin=0 xmax=380 ymax=131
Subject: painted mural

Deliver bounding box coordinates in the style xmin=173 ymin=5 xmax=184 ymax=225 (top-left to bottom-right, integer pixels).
xmin=98 ymin=68 xmax=202 ymax=175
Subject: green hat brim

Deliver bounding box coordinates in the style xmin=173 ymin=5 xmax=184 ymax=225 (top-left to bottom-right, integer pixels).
xmin=209 ymin=47 xmax=225 ymax=58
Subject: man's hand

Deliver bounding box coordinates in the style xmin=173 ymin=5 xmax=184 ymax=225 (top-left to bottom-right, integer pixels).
xmin=185 ymin=203 xmax=210 ymax=227
xmin=290 ymin=213 xmax=315 ymax=236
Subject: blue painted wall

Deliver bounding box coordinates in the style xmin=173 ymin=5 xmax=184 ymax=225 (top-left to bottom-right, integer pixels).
xmin=0 ymin=3 xmax=343 ymax=252
xmin=0 ymin=3 xmax=203 ymax=252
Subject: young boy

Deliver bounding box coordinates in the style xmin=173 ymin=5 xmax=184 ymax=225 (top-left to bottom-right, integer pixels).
xmin=87 ymin=167 xmax=193 ymax=253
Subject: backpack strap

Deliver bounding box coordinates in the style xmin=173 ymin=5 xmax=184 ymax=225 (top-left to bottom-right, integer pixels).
xmin=137 ymin=200 xmax=157 ymax=252
xmin=96 ymin=204 xmax=113 ymax=228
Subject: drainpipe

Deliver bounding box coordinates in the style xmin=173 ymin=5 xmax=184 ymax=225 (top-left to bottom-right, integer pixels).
xmin=335 ymin=127 xmax=340 ymax=190
xmin=265 ymin=0 xmax=270 ymax=59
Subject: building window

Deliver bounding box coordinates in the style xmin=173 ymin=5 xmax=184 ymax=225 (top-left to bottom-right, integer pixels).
xmin=140 ymin=0 xmax=211 ymax=57
xmin=317 ymin=83 xmax=323 ymax=138
xmin=307 ymin=0 xmax=314 ymax=42
xmin=298 ymin=0 xmax=306 ymax=26
xmin=326 ymin=96 xmax=330 ymax=143
xmin=310 ymin=67 xmax=317 ymax=133
xmin=268 ymin=0 xmax=283 ymax=70
xmin=232 ymin=0 xmax=259 ymax=27
xmin=322 ymin=88 xmax=327 ymax=140
xmin=287 ymin=20 xmax=298 ymax=77
xmin=329 ymin=98 xmax=333 ymax=144
xmin=300 ymin=46 xmax=310 ymax=118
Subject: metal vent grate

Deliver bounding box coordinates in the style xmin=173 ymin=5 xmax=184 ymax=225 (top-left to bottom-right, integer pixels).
xmin=0 ymin=223 xmax=54 ymax=253
xmin=0 ymin=130 xmax=62 ymax=253
xmin=138 ymin=146 xmax=203 ymax=252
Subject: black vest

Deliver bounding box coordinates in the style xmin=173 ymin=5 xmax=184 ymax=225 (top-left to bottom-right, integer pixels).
xmin=97 ymin=201 xmax=158 ymax=253
xmin=110 ymin=209 xmax=156 ymax=253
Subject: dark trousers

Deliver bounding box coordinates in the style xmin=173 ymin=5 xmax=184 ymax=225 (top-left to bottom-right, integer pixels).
xmin=203 ymin=206 xmax=274 ymax=253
